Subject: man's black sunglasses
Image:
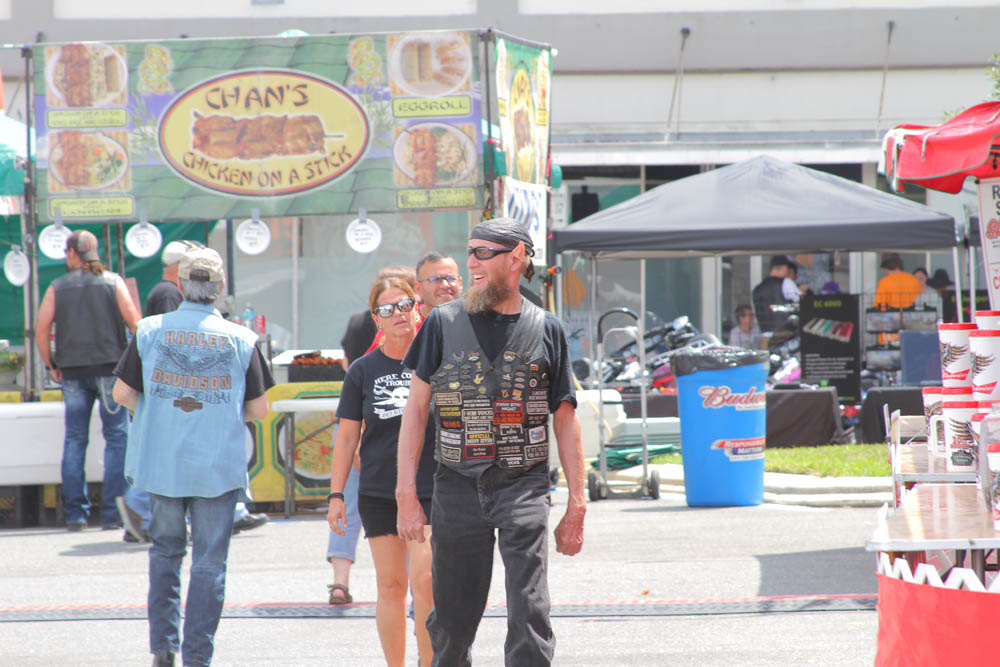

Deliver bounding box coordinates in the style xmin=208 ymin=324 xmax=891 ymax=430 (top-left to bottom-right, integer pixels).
xmin=467 ymin=246 xmax=514 ymax=260
xmin=372 ymin=297 xmax=416 ymax=318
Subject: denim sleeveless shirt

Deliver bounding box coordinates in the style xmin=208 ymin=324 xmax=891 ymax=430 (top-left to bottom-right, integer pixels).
xmin=124 ymin=302 xmax=259 ymax=499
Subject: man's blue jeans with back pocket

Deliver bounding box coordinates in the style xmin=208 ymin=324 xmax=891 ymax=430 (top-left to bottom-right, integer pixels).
xmin=60 ymin=376 xmax=129 ymax=526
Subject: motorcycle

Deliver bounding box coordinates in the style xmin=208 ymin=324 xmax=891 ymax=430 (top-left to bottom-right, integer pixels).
xmin=765 ymin=304 xmax=802 ymax=384
xmin=573 ymin=308 xmax=720 ymax=392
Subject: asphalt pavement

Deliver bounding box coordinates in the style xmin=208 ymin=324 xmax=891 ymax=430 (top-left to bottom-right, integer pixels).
xmin=0 ymin=478 xmax=882 ymax=666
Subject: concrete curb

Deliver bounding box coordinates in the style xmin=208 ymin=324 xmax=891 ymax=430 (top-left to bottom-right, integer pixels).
xmin=596 ymin=462 xmax=892 ymax=508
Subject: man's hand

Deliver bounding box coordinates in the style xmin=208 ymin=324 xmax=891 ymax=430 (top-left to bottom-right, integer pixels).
xmin=47 ymin=367 xmax=63 ymax=383
xmin=396 ymin=491 xmax=427 ymax=543
xmin=554 ymin=503 xmax=585 ymax=556
xmin=327 ymin=498 xmax=348 ymax=536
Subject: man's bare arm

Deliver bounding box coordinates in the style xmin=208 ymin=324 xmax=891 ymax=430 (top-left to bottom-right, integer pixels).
xmin=244 ymin=393 xmax=269 ymax=421
xmin=552 ymin=401 xmax=586 ymax=556
xmin=112 ymin=378 xmax=139 ymax=411
xmin=34 ymin=287 xmax=62 ymax=382
xmin=115 ymin=276 xmax=142 ymax=333
xmin=396 ymin=374 xmax=432 ymax=542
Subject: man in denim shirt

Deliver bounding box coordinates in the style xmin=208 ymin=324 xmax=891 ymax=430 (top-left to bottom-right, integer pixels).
xmin=34 ymin=229 xmax=141 ymax=531
xmin=113 ymin=247 xmax=273 ymax=667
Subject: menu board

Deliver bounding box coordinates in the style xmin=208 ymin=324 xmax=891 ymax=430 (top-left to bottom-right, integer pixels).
xmin=32 ymin=31 xmax=485 ymax=223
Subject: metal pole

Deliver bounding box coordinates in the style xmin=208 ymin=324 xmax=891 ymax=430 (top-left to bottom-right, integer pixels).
xmin=225 ymin=219 xmax=235 ymax=296
xmin=969 ymin=243 xmax=976 ymax=319
xmin=292 ymin=217 xmax=300 ymax=349
xmin=21 ymin=45 xmax=39 ymax=399
xmin=639 ymin=257 xmax=649 ymax=491
xmin=953 ymin=246 xmax=963 ymax=322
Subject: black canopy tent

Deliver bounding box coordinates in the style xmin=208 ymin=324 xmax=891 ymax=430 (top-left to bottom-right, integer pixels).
xmin=552 ymin=155 xmax=961 ymax=258
xmin=551 ymin=155 xmax=963 ymax=457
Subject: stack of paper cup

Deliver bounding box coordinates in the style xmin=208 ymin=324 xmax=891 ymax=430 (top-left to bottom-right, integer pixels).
xmin=978 ymin=400 xmax=1000 ymax=415
xmin=928 ymin=387 xmax=973 ymax=455
xmin=938 ymin=322 xmax=977 ymax=387
xmin=975 ymin=311 xmax=1000 ymax=329
xmin=969 ymin=330 xmax=1000 ymax=401
xmin=940 ymin=399 xmax=978 ymax=471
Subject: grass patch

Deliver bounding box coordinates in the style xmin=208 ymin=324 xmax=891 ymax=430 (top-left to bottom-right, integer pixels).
xmin=651 ymin=443 xmax=889 ymax=478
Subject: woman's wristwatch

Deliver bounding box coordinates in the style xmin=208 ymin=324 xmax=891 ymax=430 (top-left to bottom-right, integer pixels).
xmin=327 ymin=492 xmax=344 ymax=501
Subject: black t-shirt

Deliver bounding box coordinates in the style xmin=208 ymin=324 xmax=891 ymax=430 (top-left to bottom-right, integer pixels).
xmin=145 ymin=280 xmax=183 ymax=317
xmin=340 ymin=309 xmax=378 ymax=365
xmin=114 ymin=335 xmax=274 ymax=400
xmin=404 ymin=304 xmax=577 ymax=413
xmin=336 ymin=347 xmax=436 ymax=499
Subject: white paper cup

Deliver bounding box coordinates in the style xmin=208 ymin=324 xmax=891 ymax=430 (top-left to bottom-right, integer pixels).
xmin=939 ymin=323 xmax=977 ymax=387
xmin=975 ymin=310 xmax=1000 ymax=330
xmin=940 ymin=400 xmax=978 ymax=471
xmin=970 ymin=330 xmax=1000 ymax=400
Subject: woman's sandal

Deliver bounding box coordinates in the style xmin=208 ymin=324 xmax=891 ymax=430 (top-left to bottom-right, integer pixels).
xmin=327 ymin=583 xmax=353 ymax=605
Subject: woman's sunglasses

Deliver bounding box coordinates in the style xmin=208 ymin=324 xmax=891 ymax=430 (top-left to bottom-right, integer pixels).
xmin=372 ymin=297 xmax=416 ymax=318
xmin=467 ymin=246 xmax=514 ymax=260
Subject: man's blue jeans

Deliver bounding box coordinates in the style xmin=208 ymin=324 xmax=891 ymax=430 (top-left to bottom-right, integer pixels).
xmin=148 ymin=489 xmax=238 ymax=667
xmin=60 ymin=376 xmax=129 ymax=526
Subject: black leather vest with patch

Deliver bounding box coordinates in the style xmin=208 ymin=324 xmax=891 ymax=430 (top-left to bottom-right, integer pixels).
xmin=429 ymin=300 xmax=551 ymax=477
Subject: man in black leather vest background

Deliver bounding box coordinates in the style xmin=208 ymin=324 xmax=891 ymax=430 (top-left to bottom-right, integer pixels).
xmin=35 ymin=229 xmax=141 ymax=531
xmin=396 ymin=218 xmax=585 ymax=667
xmin=752 ymin=254 xmax=795 ymax=333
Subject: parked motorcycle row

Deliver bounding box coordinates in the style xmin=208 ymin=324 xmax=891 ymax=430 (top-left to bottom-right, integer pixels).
xmin=572 ymin=305 xmax=861 ymax=439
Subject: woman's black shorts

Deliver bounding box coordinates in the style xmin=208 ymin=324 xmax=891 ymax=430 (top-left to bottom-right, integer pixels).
xmin=358 ymin=494 xmax=432 ymax=539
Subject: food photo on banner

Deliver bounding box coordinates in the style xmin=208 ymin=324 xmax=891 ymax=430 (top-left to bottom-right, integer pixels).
xmin=494 ymin=35 xmax=552 ymax=260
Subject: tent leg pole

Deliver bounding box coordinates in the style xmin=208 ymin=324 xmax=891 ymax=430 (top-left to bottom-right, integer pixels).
xmin=953 ymin=247 xmax=963 ymax=322
xmin=969 ymin=243 xmax=976 ymax=319
xmin=589 ymin=255 xmax=597 ymax=376
xmin=639 ymin=258 xmax=649 ymax=491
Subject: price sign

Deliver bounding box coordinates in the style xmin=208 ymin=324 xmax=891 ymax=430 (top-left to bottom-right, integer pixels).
xmin=3 ymin=248 xmax=29 ymax=286
xmin=38 ymin=224 xmax=72 ymax=260
xmin=346 ymin=217 xmax=382 ymax=254
xmin=125 ymin=222 xmax=162 ymax=258
xmin=236 ymin=218 xmax=271 ymax=255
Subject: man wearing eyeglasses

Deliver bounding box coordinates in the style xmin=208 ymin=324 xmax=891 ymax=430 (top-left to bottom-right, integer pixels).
xmin=396 ymin=218 xmax=586 ymax=667
xmin=415 ymin=250 xmax=463 ymax=319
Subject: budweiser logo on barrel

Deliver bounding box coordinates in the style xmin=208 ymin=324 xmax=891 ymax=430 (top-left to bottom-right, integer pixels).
xmin=698 ymin=385 xmax=766 ymax=410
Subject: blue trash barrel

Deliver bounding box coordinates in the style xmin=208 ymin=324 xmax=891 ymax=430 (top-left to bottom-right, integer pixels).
xmin=673 ymin=347 xmax=769 ymax=506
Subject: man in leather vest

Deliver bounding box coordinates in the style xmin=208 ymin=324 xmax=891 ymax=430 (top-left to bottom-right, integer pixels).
xmin=112 ymin=247 xmax=273 ymax=667
xmin=396 ymin=218 xmax=586 ymax=667
xmin=34 ymin=229 xmax=141 ymax=531
xmin=752 ymin=255 xmax=795 ymax=332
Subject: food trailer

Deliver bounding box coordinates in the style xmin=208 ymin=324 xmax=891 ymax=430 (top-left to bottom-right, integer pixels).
xmin=0 ymin=28 xmax=555 ymax=520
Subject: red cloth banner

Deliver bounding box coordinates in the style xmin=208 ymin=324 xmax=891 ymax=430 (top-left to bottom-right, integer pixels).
xmin=876 ymin=573 xmax=1000 ymax=665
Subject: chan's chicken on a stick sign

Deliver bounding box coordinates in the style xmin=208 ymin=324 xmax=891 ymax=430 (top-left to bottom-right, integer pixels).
xmin=32 ymin=31 xmax=486 ymax=223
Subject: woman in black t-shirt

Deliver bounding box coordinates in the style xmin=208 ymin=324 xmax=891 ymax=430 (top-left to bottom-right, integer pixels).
xmin=327 ymin=275 xmax=435 ymax=667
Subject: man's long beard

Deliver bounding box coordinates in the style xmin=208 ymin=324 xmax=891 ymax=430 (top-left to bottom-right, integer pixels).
xmin=463 ymin=279 xmax=515 ymax=313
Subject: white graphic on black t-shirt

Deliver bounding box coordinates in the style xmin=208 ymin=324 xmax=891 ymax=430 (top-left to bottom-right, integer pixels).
xmin=371 ymin=370 xmax=411 ymax=419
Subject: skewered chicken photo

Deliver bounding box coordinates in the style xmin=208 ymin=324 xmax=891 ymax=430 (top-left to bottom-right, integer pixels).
xmin=48 ymin=129 xmax=129 ymax=192
xmin=191 ymin=113 xmax=328 ymax=161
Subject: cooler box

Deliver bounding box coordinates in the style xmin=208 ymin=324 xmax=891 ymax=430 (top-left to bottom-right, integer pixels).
xmin=674 ymin=346 xmax=769 ymax=506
